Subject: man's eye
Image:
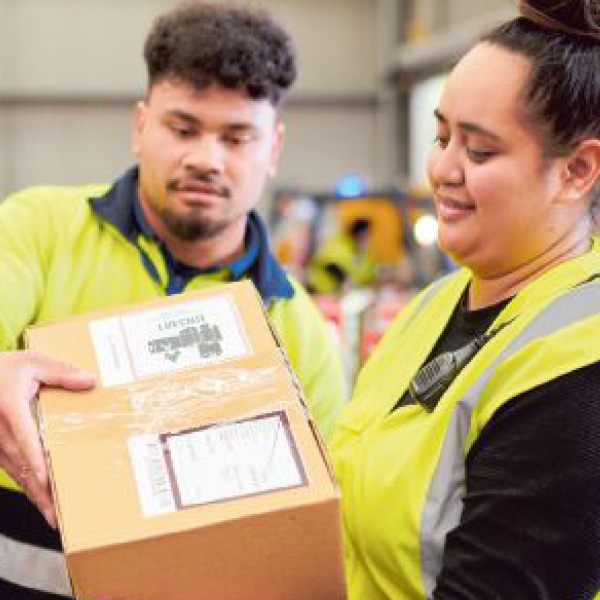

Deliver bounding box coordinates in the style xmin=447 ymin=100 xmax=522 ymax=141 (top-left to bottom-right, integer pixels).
xmin=466 ymin=148 xmax=495 ymax=163
xmin=224 ymin=134 xmax=252 ymax=146
xmin=171 ymin=124 xmax=194 ymax=138
xmin=433 ymin=135 xmax=449 ymax=149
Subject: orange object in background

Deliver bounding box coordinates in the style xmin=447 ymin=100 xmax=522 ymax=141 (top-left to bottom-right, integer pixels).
xmin=336 ymin=197 xmax=402 ymax=265
xmin=270 ymin=193 xmax=317 ymax=282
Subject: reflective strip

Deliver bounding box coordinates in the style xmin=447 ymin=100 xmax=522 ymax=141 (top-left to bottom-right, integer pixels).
xmin=420 ymin=279 xmax=600 ymax=597
xmin=403 ymin=274 xmax=455 ymax=331
xmin=0 ymin=533 xmax=72 ymax=597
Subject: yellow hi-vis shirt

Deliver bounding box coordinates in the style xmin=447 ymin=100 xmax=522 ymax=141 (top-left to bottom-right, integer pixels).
xmin=307 ymin=231 xmax=377 ymax=294
xmin=0 ymin=177 xmax=346 ymax=493
xmin=331 ymin=240 xmax=600 ymax=600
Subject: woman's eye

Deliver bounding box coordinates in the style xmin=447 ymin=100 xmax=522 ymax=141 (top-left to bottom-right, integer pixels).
xmin=466 ymin=148 xmax=495 ymax=163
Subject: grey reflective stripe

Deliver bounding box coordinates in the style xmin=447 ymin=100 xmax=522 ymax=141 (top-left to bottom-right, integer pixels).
xmin=403 ymin=274 xmax=454 ymax=331
xmin=420 ymin=279 xmax=600 ymax=597
xmin=0 ymin=533 xmax=72 ymax=596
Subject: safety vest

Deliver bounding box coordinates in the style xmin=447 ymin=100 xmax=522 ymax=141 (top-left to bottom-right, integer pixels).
xmin=330 ymin=242 xmax=600 ymax=600
xmin=0 ymin=172 xmax=347 ymax=598
xmin=307 ymin=232 xmax=376 ymax=294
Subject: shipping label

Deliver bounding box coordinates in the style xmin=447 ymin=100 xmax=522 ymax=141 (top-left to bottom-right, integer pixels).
xmin=128 ymin=411 xmax=307 ymax=518
xmin=89 ymin=295 xmax=249 ymax=387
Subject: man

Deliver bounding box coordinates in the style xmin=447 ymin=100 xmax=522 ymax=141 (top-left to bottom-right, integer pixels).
xmin=307 ymin=218 xmax=377 ymax=294
xmin=0 ymin=3 xmax=346 ymax=598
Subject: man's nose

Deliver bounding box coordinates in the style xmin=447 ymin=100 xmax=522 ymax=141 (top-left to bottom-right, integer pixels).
xmin=182 ymin=135 xmax=225 ymax=174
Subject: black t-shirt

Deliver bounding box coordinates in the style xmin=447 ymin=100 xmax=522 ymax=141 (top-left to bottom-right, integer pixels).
xmin=407 ymin=291 xmax=600 ymax=599
xmin=395 ymin=291 xmax=511 ymax=410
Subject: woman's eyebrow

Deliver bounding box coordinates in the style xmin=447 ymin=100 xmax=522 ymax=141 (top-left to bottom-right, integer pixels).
xmin=434 ymin=109 xmax=501 ymax=142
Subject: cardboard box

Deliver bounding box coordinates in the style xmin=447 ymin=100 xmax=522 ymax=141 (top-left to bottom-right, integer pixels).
xmin=27 ymin=281 xmax=346 ymax=600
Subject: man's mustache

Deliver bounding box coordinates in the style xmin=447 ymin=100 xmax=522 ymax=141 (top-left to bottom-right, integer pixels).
xmin=166 ymin=175 xmax=230 ymax=198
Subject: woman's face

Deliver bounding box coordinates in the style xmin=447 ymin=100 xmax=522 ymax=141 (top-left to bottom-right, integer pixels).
xmin=427 ymin=43 xmax=576 ymax=278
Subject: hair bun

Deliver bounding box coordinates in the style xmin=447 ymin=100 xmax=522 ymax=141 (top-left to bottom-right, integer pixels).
xmin=518 ymin=0 xmax=600 ymax=42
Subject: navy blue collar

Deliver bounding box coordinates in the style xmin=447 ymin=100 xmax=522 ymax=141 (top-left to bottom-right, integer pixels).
xmin=89 ymin=166 xmax=294 ymax=303
xmin=132 ymin=188 xmax=260 ymax=280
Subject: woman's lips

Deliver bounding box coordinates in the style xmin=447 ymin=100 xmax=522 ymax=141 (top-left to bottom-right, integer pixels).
xmin=436 ymin=195 xmax=476 ymax=220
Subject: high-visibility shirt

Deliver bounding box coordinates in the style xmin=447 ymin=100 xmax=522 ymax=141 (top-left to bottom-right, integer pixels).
xmin=331 ymin=241 xmax=600 ymax=600
xmin=0 ymin=166 xmax=346 ymax=598
xmin=307 ymin=231 xmax=377 ymax=294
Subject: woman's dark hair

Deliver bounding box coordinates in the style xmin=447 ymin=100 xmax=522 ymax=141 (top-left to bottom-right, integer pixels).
xmin=144 ymin=2 xmax=297 ymax=106
xmin=482 ymin=2 xmax=600 ymax=209
xmin=482 ymin=14 xmax=600 ymax=160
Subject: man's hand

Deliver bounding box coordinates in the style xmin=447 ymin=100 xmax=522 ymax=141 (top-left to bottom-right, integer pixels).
xmin=0 ymin=350 xmax=95 ymax=528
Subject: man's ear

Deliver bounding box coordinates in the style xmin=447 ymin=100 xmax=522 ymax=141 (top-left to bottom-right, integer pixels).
xmin=132 ymin=101 xmax=148 ymax=156
xmin=268 ymin=121 xmax=285 ymax=179
xmin=560 ymin=138 xmax=600 ymax=204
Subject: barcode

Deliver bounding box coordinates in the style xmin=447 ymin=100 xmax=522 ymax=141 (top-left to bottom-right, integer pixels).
xmin=144 ymin=441 xmax=174 ymax=510
xmin=128 ymin=435 xmax=176 ymax=517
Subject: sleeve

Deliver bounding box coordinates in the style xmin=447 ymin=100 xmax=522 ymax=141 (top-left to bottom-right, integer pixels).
xmin=267 ymin=281 xmax=348 ymax=441
xmin=433 ymin=361 xmax=600 ymax=600
xmin=0 ymin=188 xmax=54 ymax=350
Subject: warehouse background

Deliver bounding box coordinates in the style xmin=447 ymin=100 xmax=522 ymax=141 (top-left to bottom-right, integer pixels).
xmin=0 ymin=0 xmax=517 ymax=378
xmin=0 ymin=0 xmax=515 ymax=197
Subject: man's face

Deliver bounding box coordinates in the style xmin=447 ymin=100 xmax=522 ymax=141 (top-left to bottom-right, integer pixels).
xmin=133 ymin=79 xmax=284 ymax=243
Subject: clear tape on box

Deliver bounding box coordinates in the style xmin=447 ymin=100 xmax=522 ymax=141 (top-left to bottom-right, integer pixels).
xmin=40 ymin=362 xmax=300 ymax=438
xmin=38 ymin=355 xmax=310 ymax=517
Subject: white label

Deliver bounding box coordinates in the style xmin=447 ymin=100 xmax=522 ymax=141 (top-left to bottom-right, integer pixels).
xmin=128 ymin=435 xmax=177 ymax=517
xmin=89 ymin=294 xmax=249 ymax=387
xmin=166 ymin=413 xmax=305 ymax=507
xmin=89 ymin=317 xmax=134 ymax=387
xmin=122 ymin=295 xmax=249 ymax=379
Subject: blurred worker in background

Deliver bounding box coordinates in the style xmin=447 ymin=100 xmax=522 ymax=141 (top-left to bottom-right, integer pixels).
xmin=0 ymin=3 xmax=345 ymax=598
xmin=307 ymin=217 xmax=377 ymax=294
xmin=331 ymin=0 xmax=600 ymax=598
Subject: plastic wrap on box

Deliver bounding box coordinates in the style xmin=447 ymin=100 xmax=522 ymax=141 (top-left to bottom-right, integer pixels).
xmin=27 ymin=281 xmax=346 ymax=600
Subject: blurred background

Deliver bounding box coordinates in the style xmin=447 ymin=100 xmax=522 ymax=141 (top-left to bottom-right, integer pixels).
xmin=0 ymin=0 xmax=516 ymax=382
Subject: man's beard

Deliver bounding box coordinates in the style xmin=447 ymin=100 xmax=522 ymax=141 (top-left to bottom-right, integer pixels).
xmin=160 ymin=206 xmax=230 ymax=242
xmin=162 ymin=174 xmax=232 ymax=242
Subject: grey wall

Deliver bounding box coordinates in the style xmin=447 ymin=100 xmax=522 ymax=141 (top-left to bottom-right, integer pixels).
xmin=395 ymin=0 xmax=516 ymax=186
xmin=408 ymin=0 xmax=513 ymax=34
xmin=0 ymin=0 xmax=400 ymax=200
xmin=444 ymin=0 xmax=513 ymax=28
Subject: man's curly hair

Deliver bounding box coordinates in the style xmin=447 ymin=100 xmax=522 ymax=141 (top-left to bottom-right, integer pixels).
xmin=144 ymin=2 xmax=297 ymax=106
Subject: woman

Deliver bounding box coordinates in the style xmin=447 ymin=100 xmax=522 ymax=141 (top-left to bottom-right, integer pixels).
xmin=330 ymin=1 xmax=600 ymax=599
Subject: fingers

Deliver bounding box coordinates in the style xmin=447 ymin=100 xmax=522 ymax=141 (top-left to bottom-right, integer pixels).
xmin=0 ymin=350 xmax=94 ymax=527
xmin=27 ymin=351 xmax=96 ymax=391
xmin=11 ymin=392 xmax=56 ymax=525
xmin=0 ymin=419 xmax=56 ymax=526
xmin=0 ymin=444 xmax=57 ymax=527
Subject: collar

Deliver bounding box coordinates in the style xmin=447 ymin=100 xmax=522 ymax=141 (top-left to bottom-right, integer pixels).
xmin=89 ymin=166 xmax=294 ymax=303
xmin=132 ymin=192 xmax=259 ymax=280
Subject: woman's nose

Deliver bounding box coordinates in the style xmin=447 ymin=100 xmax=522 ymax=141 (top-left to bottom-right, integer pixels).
xmin=428 ymin=142 xmax=464 ymax=188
